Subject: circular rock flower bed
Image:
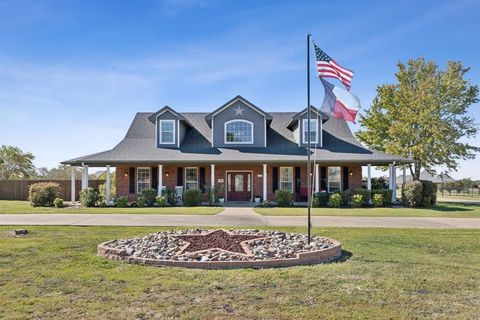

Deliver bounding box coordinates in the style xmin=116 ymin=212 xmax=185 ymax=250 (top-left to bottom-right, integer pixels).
xmin=98 ymin=229 xmax=342 ymax=269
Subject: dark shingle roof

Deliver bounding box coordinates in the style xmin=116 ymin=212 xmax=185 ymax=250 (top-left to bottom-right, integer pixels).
xmin=62 ymin=111 xmax=412 ymax=166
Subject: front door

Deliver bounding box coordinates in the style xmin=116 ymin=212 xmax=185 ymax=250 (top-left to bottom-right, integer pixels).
xmin=227 ymin=172 xmax=251 ymax=201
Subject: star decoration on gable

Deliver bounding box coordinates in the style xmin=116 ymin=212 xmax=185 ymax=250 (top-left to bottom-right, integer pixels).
xmin=234 ymin=105 xmax=245 ymax=116
xmin=174 ymin=230 xmax=267 ymax=255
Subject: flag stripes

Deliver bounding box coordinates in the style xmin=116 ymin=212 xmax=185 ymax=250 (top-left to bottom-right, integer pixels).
xmin=314 ymin=44 xmax=353 ymax=90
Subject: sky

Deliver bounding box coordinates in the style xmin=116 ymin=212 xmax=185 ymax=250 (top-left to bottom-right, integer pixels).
xmin=0 ymin=0 xmax=479 ymax=179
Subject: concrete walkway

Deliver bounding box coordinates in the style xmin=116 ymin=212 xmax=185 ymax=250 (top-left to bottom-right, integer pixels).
xmin=1 ymin=207 xmax=480 ymax=228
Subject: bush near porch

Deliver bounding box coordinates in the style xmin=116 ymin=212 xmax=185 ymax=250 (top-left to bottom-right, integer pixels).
xmin=311 ymin=188 xmax=392 ymax=208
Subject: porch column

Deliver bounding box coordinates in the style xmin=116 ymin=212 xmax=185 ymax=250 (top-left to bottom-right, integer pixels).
xmin=392 ymin=165 xmax=397 ymax=203
xmin=367 ymin=164 xmax=372 ymax=191
xmin=82 ymin=164 xmax=89 ymax=190
xmin=210 ymin=164 xmax=215 ymax=188
xmin=106 ymin=165 xmax=111 ymax=205
xmin=388 ymin=163 xmax=393 ymax=191
xmin=262 ymin=164 xmax=267 ymax=201
xmin=158 ymin=164 xmax=163 ymax=196
xmin=71 ymin=166 xmax=76 ymax=202
xmin=314 ymin=164 xmax=320 ymax=193
xmin=403 ymin=166 xmax=407 ymax=184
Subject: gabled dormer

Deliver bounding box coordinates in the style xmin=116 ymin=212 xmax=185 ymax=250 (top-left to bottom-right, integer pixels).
xmin=148 ymin=106 xmax=192 ymax=148
xmin=286 ymin=106 xmax=329 ymax=148
xmin=205 ymin=95 xmax=273 ymax=148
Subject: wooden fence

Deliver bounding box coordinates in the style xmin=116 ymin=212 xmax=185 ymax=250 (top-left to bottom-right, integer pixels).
xmin=0 ymin=180 xmax=106 ymax=201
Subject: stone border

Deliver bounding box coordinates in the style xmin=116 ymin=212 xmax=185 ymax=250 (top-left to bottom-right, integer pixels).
xmin=98 ymin=236 xmax=342 ymax=270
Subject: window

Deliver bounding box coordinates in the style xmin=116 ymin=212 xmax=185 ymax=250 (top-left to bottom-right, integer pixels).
xmin=137 ymin=167 xmax=151 ymax=193
xmin=302 ymin=119 xmax=318 ymax=144
xmin=185 ymin=167 xmax=198 ymax=190
xmin=328 ymin=166 xmax=341 ymax=192
xmin=159 ymin=120 xmax=175 ymax=144
xmin=225 ymin=120 xmax=253 ymax=144
xmin=279 ymin=167 xmax=293 ymax=192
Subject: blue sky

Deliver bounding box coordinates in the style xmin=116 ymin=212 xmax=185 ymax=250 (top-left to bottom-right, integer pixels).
xmin=0 ymin=0 xmax=479 ymax=178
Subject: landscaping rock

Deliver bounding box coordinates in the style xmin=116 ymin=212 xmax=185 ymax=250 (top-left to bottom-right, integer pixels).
xmin=103 ymin=229 xmax=336 ymax=262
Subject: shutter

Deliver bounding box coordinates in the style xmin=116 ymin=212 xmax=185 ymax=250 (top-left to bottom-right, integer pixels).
xmin=151 ymin=166 xmax=158 ymax=190
xmin=272 ymin=167 xmax=279 ymax=192
xmin=343 ymin=166 xmax=349 ymax=191
xmin=199 ymin=167 xmax=206 ymax=192
xmin=177 ymin=167 xmax=183 ymax=186
xmin=320 ymin=167 xmax=327 ymax=191
xmin=129 ymin=167 xmax=135 ymax=194
xmin=295 ymin=167 xmax=301 ymax=199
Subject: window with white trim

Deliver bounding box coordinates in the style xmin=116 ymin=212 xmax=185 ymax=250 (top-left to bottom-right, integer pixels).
xmin=137 ymin=167 xmax=151 ymax=193
xmin=302 ymin=119 xmax=318 ymax=144
xmin=185 ymin=167 xmax=198 ymax=190
xmin=159 ymin=120 xmax=175 ymax=144
xmin=327 ymin=166 xmax=341 ymax=192
xmin=279 ymin=167 xmax=293 ymax=192
xmin=225 ymin=120 xmax=253 ymax=144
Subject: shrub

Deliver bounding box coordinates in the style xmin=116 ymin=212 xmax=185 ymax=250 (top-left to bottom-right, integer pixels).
xmin=313 ymin=192 xmax=330 ymax=208
xmin=79 ymin=187 xmax=100 ymax=207
xmin=353 ymin=188 xmax=371 ymax=206
xmin=372 ymin=193 xmax=383 ymax=207
xmin=141 ymin=188 xmax=157 ymax=207
xmin=263 ymin=200 xmax=270 ymax=207
xmin=28 ymin=182 xmax=60 ymax=207
xmin=116 ymin=196 xmax=128 ymax=208
xmin=341 ymin=189 xmax=353 ymax=207
xmin=371 ymin=177 xmax=389 ymax=189
xmin=136 ymin=196 xmax=146 ymax=207
xmin=328 ymin=193 xmax=342 ymax=208
xmin=403 ymin=181 xmax=423 ymax=208
xmin=162 ymin=187 xmax=177 ymax=206
xmin=53 ymin=197 xmax=63 ymax=208
xmin=275 ymin=189 xmax=292 ymax=207
xmin=420 ymin=180 xmax=437 ymax=207
xmin=156 ymin=196 xmax=167 ymax=207
xmin=98 ymin=199 xmax=107 ymax=207
xmin=372 ymin=189 xmax=393 ymax=207
xmin=183 ymin=189 xmax=203 ymax=207
xmin=352 ymin=194 xmax=363 ymax=208
xmin=205 ymin=184 xmax=223 ymax=206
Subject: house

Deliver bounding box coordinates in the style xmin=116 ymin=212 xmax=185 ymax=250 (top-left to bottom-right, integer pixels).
xmin=62 ymin=95 xmax=411 ymax=203
xmin=396 ymin=170 xmax=456 ymax=185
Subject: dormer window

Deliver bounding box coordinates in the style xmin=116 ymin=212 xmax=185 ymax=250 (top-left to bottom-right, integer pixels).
xmin=302 ymin=119 xmax=318 ymax=144
xmin=224 ymin=120 xmax=253 ymax=144
xmin=159 ymin=120 xmax=175 ymax=144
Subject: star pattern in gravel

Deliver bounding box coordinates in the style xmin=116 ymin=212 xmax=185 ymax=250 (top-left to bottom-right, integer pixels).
xmin=173 ymin=229 xmax=267 ymax=255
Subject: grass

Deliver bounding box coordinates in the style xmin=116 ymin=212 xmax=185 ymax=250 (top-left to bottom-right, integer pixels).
xmin=254 ymin=202 xmax=480 ymax=217
xmin=0 ymin=226 xmax=478 ymax=319
xmin=0 ymin=201 xmax=223 ymax=215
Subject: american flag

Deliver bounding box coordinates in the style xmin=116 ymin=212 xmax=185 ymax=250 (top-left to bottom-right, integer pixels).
xmin=314 ymin=44 xmax=354 ymax=90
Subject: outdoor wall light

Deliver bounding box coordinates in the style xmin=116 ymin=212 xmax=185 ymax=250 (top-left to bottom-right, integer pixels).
xmin=349 ymin=171 xmax=354 ymax=176
xmin=124 ymin=171 xmax=128 ymax=177
xmin=165 ymin=172 xmax=170 ymax=177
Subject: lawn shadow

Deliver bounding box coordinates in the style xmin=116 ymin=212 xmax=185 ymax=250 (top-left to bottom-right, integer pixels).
xmin=430 ymin=204 xmax=474 ymax=212
xmin=336 ymin=250 xmax=352 ymax=263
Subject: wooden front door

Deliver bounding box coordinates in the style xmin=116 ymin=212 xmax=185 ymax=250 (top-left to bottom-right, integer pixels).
xmin=227 ymin=172 xmax=251 ymax=201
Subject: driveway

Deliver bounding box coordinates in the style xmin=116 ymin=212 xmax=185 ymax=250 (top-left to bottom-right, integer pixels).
xmin=1 ymin=207 xmax=480 ymax=228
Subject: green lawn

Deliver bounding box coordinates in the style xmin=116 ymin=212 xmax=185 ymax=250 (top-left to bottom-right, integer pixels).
xmin=0 ymin=226 xmax=478 ymax=319
xmin=254 ymin=202 xmax=480 ymax=218
xmin=0 ymin=201 xmax=223 ymax=215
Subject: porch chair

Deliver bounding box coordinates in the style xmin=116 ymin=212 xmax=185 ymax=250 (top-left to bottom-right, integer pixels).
xmin=175 ymin=186 xmax=183 ymax=204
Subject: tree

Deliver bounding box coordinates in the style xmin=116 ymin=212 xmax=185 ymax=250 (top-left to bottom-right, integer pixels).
xmin=33 ymin=165 xmax=83 ymax=180
xmin=0 ymin=145 xmax=36 ymax=179
xmin=356 ymin=58 xmax=479 ymax=180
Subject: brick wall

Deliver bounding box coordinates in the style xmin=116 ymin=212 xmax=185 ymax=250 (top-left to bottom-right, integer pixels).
xmin=116 ymin=163 xmax=364 ymax=202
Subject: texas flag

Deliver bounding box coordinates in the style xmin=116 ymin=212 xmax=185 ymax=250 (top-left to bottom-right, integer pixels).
xmin=320 ymin=78 xmax=361 ymax=123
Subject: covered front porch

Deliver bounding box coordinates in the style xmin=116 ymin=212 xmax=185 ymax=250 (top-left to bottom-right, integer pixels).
xmin=71 ymin=161 xmax=410 ymax=205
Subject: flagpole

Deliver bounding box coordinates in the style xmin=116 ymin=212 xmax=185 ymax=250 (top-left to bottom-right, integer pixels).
xmin=306 ymin=33 xmax=312 ymax=244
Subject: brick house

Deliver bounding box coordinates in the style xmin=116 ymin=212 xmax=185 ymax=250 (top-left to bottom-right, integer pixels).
xmin=62 ymin=95 xmax=410 ymax=203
